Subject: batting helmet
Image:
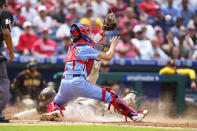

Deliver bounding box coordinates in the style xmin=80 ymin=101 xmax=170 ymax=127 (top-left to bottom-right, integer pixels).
xmin=39 ymin=87 xmax=56 ymax=104
xmin=0 ymin=0 xmax=6 ymax=6
xmin=70 ymin=23 xmax=93 ymax=44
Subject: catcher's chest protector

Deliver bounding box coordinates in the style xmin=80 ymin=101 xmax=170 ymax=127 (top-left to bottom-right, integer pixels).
xmin=65 ymin=40 xmax=95 ymax=76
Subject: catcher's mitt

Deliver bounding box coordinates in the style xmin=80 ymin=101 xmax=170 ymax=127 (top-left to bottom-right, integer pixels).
xmin=102 ymin=12 xmax=118 ymax=31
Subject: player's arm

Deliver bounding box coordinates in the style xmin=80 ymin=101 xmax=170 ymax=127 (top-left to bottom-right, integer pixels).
xmin=2 ymin=27 xmax=14 ymax=63
xmin=97 ymin=36 xmax=120 ymax=61
xmin=176 ymin=68 xmax=197 ymax=90
xmin=1 ymin=10 xmax=14 ymax=63
xmin=159 ymin=67 xmax=176 ymax=75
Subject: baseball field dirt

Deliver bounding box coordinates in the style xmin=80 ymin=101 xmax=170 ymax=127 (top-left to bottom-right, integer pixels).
xmin=1 ymin=101 xmax=197 ymax=130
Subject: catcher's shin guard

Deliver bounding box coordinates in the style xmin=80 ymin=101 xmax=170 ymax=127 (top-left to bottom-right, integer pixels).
xmin=108 ymin=90 xmax=139 ymax=121
xmin=47 ymin=99 xmax=66 ymax=117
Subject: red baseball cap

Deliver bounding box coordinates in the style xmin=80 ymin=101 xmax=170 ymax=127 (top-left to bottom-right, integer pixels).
xmin=16 ymin=4 xmax=23 ymax=10
xmin=18 ymin=15 xmax=26 ymax=25
xmin=64 ymin=14 xmax=74 ymax=20
xmin=41 ymin=28 xmax=48 ymax=33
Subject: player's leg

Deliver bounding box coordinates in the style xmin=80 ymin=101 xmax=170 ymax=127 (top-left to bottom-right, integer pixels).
xmin=54 ymin=79 xmax=78 ymax=107
xmin=48 ymin=77 xmax=80 ymax=110
xmin=40 ymin=76 xmax=81 ymax=121
xmin=77 ymin=79 xmax=147 ymax=121
xmin=0 ymin=62 xmax=10 ymax=122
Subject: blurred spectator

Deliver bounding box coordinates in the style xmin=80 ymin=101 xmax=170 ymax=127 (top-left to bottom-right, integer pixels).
xmin=6 ymin=0 xmax=197 ymax=63
xmin=176 ymin=0 xmax=197 ymax=12
xmin=11 ymin=25 xmax=24 ymax=49
xmin=115 ymin=30 xmax=140 ymax=58
xmin=119 ymin=7 xmax=138 ymax=35
xmin=51 ymin=2 xmax=66 ymax=24
xmin=161 ymin=0 xmax=181 ymax=27
xmin=187 ymin=23 xmax=197 ymax=46
xmin=79 ymin=8 xmax=93 ymax=26
xmin=56 ymin=14 xmax=74 ymax=40
xmin=33 ymin=28 xmax=57 ymax=57
xmin=13 ymin=4 xmax=26 ymax=27
xmin=18 ymin=0 xmax=38 ymax=7
xmin=162 ymin=31 xmax=178 ymax=56
xmin=146 ymin=36 xmax=168 ymax=60
xmin=152 ymin=8 xmax=168 ymax=35
xmin=176 ymin=32 xmax=193 ymax=59
xmin=11 ymin=59 xmax=46 ymax=105
xmin=139 ymin=0 xmax=159 ymax=17
xmin=127 ymin=0 xmax=139 ymax=19
xmin=172 ymin=34 xmax=191 ymax=59
xmin=69 ymin=0 xmax=88 ymax=19
xmin=170 ymin=17 xmax=183 ymax=37
xmin=33 ymin=5 xmax=53 ymax=32
xmin=7 ymin=0 xmax=18 ymax=13
xmin=131 ymin=26 xmax=152 ymax=59
xmin=55 ymin=36 xmax=71 ymax=57
xmin=36 ymin=0 xmax=55 ymax=15
xmin=91 ymin=0 xmax=109 ymax=18
xmin=17 ymin=21 xmax=38 ymax=55
xmin=170 ymin=46 xmax=182 ymax=59
xmin=187 ymin=14 xmax=197 ymax=31
xmin=110 ymin=0 xmax=127 ymax=18
xmin=136 ymin=15 xmax=155 ymax=39
xmin=177 ymin=26 xmax=195 ymax=51
xmin=154 ymin=26 xmax=164 ymax=47
xmin=21 ymin=0 xmax=38 ymax=22
xmin=181 ymin=0 xmax=195 ymax=27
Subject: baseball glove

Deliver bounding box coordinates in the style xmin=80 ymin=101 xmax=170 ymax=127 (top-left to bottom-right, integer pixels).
xmin=102 ymin=12 xmax=118 ymax=31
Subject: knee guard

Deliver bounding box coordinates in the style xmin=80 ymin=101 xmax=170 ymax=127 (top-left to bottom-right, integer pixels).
xmin=108 ymin=90 xmax=138 ymax=121
xmin=100 ymin=86 xmax=112 ymax=102
xmin=47 ymin=99 xmax=66 ymax=117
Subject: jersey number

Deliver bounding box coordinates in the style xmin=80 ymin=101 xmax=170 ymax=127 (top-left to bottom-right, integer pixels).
xmin=5 ymin=19 xmax=11 ymax=30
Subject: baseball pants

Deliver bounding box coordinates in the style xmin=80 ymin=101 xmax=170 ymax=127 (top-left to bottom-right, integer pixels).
xmin=54 ymin=75 xmax=112 ymax=107
xmin=0 ymin=62 xmax=10 ymax=113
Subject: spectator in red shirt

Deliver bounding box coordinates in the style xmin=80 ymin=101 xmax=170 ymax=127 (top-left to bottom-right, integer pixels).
xmin=17 ymin=21 xmax=38 ymax=55
xmin=33 ymin=28 xmax=57 ymax=57
xmin=139 ymin=0 xmax=159 ymax=17
xmin=115 ymin=30 xmax=140 ymax=58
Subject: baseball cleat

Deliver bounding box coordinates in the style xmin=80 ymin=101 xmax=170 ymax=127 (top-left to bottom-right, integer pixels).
xmin=131 ymin=109 xmax=148 ymax=122
xmin=40 ymin=110 xmax=62 ymax=121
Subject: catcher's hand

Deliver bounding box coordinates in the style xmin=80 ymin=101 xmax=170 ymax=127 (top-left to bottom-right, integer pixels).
xmin=102 ymin=12 xmax=118 ymax=31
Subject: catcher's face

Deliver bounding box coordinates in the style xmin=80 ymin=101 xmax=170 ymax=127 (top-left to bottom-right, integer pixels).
xmin=84 ymin=29 xmax=93 ymax=39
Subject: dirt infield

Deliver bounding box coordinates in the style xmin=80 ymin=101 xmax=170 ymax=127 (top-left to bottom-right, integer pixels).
xmin=2 ymin=102 xmax=197 ymax=130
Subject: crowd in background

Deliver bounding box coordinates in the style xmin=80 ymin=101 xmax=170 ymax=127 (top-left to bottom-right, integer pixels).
xmin=5 ymin=0 xmax=197 ymax=61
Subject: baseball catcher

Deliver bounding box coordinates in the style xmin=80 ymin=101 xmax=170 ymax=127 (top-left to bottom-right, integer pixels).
xmin=38 ymin=17 xmax=148 ymax=122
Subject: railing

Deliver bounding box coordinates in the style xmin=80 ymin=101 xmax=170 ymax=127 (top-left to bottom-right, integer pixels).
xmin=12 ymin=55 xmax=197 ymax=67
